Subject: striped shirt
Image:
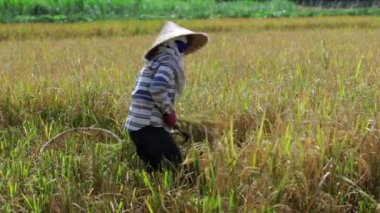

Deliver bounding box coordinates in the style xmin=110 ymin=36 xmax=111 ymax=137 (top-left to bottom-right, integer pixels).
xmin=125 ymin=49 xmax=181 ymax=131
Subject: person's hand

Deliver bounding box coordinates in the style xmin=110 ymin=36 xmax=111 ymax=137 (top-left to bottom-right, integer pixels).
xmin=163 ymin=112 xmax=177 ymax=127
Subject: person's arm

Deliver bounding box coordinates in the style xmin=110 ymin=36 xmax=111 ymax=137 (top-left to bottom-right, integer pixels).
xmin=149 ymin=63 xmax=175 ymax=115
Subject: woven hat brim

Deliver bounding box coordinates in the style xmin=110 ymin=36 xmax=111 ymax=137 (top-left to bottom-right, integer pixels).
xmin=144 ymin=32 xmax=209 ymax=60
xmin=184 ymin=33 xmax=209 ymax=56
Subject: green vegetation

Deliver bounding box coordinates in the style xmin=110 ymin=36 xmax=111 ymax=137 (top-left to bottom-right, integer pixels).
xmin=0 ymin=0 xmax=379 ymax=23
xmin=0 ymin=17 xmax=380 ymax=211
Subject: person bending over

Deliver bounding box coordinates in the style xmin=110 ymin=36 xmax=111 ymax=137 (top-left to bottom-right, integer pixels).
xmin=125 ymin=21 xmax=208 ymax=171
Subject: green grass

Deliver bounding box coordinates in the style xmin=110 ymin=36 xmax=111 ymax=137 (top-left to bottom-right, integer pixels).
xmin=0 ymin=17 xmax=380 ymax=211
xmin=1 ymin=0 xmax=379 ymax=23
xmin=0 ymin=0 xmax=296 ymax=23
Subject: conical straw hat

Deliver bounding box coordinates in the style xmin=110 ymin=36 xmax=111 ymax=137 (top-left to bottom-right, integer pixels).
xmin=144 ymin=21 xmax=209 ymax=60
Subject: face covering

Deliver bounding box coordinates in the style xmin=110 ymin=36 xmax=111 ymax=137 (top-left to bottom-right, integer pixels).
xmin=174 ymin=36 xmax=189 ymax=54
xmin=175 ymin=40 xmax=188 ymax=53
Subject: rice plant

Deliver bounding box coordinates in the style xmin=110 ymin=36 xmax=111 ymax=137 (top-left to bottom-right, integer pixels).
xmin=0 ymin=16 xmax=379 ymax=211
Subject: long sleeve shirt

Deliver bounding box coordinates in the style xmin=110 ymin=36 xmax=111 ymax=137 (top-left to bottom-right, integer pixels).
xmin=125 ymin=51 xmax=179 ymax=131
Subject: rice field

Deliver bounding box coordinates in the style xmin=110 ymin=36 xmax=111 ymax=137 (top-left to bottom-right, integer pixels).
xmin=0 ymin=17 xmax=380 ymax=212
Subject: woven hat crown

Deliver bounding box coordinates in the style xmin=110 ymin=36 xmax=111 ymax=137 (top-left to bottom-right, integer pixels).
xmin=144 ymin=21 xmax=208 ymax=60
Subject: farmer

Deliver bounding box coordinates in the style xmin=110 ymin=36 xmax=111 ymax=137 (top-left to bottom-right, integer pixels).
xmin=125 ymin=21 xmax=208 ymax=171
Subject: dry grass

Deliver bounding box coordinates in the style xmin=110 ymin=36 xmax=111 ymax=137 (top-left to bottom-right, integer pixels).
xmin=1 ymin=16 xmax=379 ymax=41
xmin=0 ymin=17 xmax=380 ymax=211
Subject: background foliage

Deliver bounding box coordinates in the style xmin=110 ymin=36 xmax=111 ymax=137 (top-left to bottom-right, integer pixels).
xmin=0 ymin=0 xmax=379 ymax=23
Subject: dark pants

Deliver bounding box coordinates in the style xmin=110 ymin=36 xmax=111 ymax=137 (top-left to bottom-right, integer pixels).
xmin=129 ymin=126 xmax=182 ymax=171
